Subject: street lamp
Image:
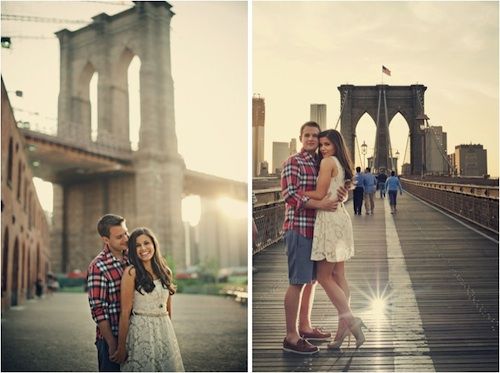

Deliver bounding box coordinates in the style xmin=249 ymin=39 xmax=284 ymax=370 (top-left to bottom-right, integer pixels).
xmin=361 ymin=140 xmax=367 ymax=169
xmin=395 ymin=150 xmax=400 ymax=174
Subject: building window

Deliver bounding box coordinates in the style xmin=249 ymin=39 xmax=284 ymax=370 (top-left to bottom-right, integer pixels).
xmin=7 ymin=137 xmax=14 ymax=186
xmin=23 ymin=178 xmax=28 ymax=211
xmin=2 ymin=228 xmax=9 ymax=293
xmin=17 ymin=161 xmax=22 ymax=201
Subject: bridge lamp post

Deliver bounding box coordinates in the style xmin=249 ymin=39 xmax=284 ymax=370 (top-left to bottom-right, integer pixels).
xmin=395 ymin=150 xmax=400 ymax=174
xmin=416 ymin=114 xmax=429 ymax=177
xmin=361 ymin=140 xmax=367 ymax=169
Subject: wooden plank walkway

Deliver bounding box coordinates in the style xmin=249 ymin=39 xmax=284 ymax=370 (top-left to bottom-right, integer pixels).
xmin=252 ymin=192 xmax=499 ymax=371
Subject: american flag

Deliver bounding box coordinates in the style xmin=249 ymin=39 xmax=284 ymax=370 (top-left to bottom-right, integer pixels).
xmin=382 ymin=65 xmax=391 ymax=76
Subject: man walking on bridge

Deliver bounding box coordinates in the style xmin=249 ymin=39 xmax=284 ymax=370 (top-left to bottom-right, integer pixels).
xmin=363 ymin=167 xmax=377 ymax=215
xmin=281 ymin=121 xmax=347 ymax=354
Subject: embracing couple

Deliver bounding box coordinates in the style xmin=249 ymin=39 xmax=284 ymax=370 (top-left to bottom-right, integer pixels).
xmin=281 ymin=121 xmax=367 ymax=354
xmin=87 ymin=214 xmax=185 ymax=371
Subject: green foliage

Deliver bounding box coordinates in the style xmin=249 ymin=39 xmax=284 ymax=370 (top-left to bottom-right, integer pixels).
xmin=176 ymin=275 xmax=247 ymax=295
xmin=197 ymin=257 xmax=220 ymax=283
xmin=164 ymin=254 xmax=176 ymax=275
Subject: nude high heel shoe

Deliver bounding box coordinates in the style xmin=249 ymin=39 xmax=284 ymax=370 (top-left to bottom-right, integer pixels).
xmin=327 ymin=320 xmax=349 ymax=350
xmin=349 ymin=317 xmax=367 ymax=349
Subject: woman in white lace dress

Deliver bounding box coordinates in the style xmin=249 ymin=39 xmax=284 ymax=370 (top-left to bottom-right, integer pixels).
xmin=304 ymin=130 xmax=366 ymax=350
xmin=111 ymin=227 xmax=184 ymax=371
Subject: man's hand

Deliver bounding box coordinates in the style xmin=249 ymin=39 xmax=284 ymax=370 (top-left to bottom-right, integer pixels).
xmin=110 ymin=345 xmax=127 ymax=364
xmin=318 ymin=193 xmax=339 ymax=212
xmin=107 ymin=338 xmax=118 ymax=359
xmin=337 ymin=185 xmax=349 ymax=202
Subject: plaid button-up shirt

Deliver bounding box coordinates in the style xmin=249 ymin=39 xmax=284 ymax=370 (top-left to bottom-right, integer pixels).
xmin=281 ymin=149 xmax=318 ymax=238
xmin=87 ymin=246 xmax=129 ymax=342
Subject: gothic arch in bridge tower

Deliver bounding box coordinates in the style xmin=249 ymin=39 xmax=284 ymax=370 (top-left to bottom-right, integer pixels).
xmin=56 ymin=2 xmax=178 ymax=157
xmin=53 ymin=2 xmax=186 ymax=272
xmin=338 ymin=84 xmax=427 ymax=174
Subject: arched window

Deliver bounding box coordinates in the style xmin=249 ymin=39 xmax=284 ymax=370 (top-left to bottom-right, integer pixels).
xmin=17 ymin=161 xmax=22 ymax=201
xmin=128 ymin=56 xmax=141 ymax=151
xmin=7 ymin=137 xmax=14 ymax=186
xmin=11 ymin=237 xmax=19 ymax=306
xmin=2 ymin=228 xmax=9 ymax=293
xmin=90 ymin=72 xmax=99 ymax=142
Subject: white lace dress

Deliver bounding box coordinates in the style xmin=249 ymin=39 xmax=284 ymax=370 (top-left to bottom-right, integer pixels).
xmin=311 ymin=156 xmax=354 ymax=263
xmin=121 ymin=279 xmax=185 ymax=372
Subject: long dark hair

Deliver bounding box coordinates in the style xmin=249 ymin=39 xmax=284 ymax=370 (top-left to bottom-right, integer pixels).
xmin=318 ymin=129 xmax=354 ymax=181
xmin=127 ymin=227 xmax=176 ymax=295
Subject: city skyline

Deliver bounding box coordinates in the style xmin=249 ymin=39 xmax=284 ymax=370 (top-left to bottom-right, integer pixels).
xmin=254 ymin=1 xmax=499 ymax=177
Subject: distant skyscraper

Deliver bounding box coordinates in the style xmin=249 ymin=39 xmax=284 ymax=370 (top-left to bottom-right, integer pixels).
xmin=253 ymin=96 xmax=265 ymax=176
xmin=273 ymin=142 xmax=290 ymax=174
xmin=455 ymin=144 xmax=487 ymax=176
xmin=425 ymin=126 xmax=448 ymax=175
xmin=310 ymin=104 xmax=327 ymax=130
xmin=289 ymin=138 xmax=297 ymax=154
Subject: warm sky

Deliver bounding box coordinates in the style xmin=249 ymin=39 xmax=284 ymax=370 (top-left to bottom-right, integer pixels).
xmin=1 ymin=0 xmax=248 ymax=183
xmin=254 ymin=1 xmax=499 ymax=176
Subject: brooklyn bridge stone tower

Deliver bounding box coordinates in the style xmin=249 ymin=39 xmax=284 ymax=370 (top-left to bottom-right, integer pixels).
xmin=51 ymin=2 xmax=185 ymax=271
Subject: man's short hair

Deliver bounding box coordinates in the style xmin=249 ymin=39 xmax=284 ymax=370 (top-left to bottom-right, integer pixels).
xmin=366 ymin=167 xmax=371 ymax=172
xmin=299 ymin=121 xmax=321 ymax=137
xmin=97 ymin=214 xmax=125 ymax=238
xmin=356 ymin=167 xmax=361 ymax=172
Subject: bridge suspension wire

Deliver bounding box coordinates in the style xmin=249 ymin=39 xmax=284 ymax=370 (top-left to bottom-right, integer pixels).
xmin=354 ymin=135 xmax=364 ymax=169
xmin=415 ymin=89 xmax=455 ymax=172
xmin=334 ymin=89 xmax=348 ymax=130
xmin=1 ymin=14 xmax=89 ymax=24
xmin=383 ymin=88 xmax=395 ymax=171
xmin=83 ymin=1 xmax=132 ymax=6
xmin=372 ymin=88 xmax=383 ymax=169
xmin=402 ymin=132 xmax=410 ymax=167
xmin=3 ymin=35 xmax=56 ymax=40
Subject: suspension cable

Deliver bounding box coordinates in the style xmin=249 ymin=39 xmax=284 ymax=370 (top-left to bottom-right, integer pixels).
xmin=1 ymin=14 xmax=89 ymax=24
xmin=402 ymin=132 xmax=410 ymax=168
xmin=415 ymin=89 xmax=455 ymax=171
xmin=334 ymin=89 xmax=348 ymax=130
xmin=373 ymin=88 xmax=382 ymax=169
xmin=354 ymin=135 xmax=364 ymax=169
xmin=383 ymin=88 xmax=394 ymax=171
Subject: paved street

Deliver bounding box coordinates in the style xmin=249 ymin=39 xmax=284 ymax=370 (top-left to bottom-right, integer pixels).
xmin=1 ymin=292 xmax=247 ymax=371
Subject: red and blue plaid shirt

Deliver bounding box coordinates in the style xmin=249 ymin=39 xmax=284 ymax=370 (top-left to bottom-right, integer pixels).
xmin=281 ymin=149 xmax=318 ymax=238
xmin=87 ymin=246 xmax=129 ymax=342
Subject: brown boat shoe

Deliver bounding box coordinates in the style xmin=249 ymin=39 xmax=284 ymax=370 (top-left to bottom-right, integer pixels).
xmin=282 ymin=338 xmax=319 ymax=355
xmin=299 ymin=327 xmax=332 ymax=341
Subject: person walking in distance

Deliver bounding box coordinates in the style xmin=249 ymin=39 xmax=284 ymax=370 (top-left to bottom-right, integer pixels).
xmin=385 ymin=171 xmax=403 ymax=214
xmin=281 ymin=121 xmax=348 ymax=354
xmin=353 ymin=167 xmax=364 ymax=215
xmin=87 ymin=214 xmax=130 ymax=372
xmin=376 ymin=169 xmax=388 ymax=199
xmin=363 ymin=167 xmax=377 ymax=215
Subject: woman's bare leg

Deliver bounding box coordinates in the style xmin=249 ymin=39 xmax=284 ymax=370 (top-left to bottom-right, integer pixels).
xmin=333 ymin=262 xmax=351 ymax=340
xmin=316 ymin=260 xmax=353 ymax=321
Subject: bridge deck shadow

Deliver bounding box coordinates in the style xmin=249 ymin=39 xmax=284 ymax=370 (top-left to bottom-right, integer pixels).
xmin=253 ymin=192 xmax=499 ymax=372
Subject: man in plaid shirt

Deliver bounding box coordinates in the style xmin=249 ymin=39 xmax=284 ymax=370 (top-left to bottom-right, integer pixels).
xmin=87 ymin=214 xmax=129 ymax=371
xmin=281 ymin=121 xmax=347 ymax=355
